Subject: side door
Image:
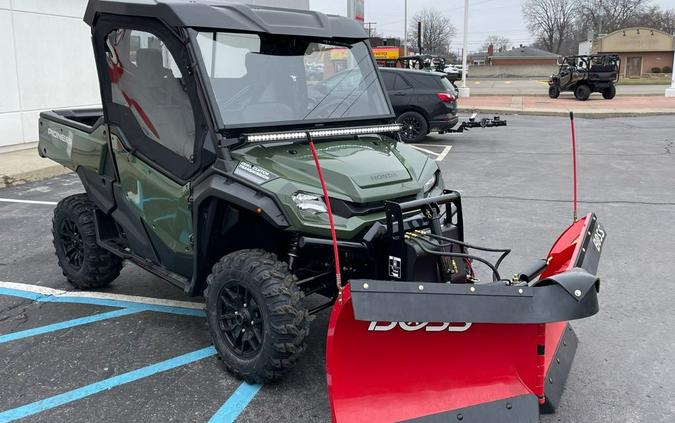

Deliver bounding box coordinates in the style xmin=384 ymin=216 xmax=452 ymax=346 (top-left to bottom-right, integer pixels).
xmin=93 ymin=18 xmax=206 ymax=279
xmin=381 ymin=72 xmax=411 ymax=115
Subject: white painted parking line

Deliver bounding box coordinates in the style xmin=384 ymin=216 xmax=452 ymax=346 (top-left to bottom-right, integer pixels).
xmin=0 ymin=281 xmax=203 ymax=310
xmin=410 ymin=145 xmax=452 ymax=162
xmin=0 ymin=198 xmax=58 ymax=205
xmin=435 ymin=146 xmax=452 ymax=162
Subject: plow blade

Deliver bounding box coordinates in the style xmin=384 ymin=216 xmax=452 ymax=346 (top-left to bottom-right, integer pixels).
xmin=326 ymin=213 xmax=603 ymax=422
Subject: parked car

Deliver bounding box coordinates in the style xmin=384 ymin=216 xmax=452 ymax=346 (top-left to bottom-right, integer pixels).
xmin=380 ymin=68 xmax=458 ymax=142
xmin=444 ymin=64 xmax=462 ymax=80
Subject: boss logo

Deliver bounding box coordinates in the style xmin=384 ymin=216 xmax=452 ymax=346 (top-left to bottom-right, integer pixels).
xmin=368 ymin=321 xmax=472 ymax=332
xmin=592 ymin=226 xmax=605 ymax=252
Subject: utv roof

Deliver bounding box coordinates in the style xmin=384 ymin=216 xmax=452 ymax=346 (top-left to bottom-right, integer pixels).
xmin=84 ymin=0 xmax=368 ymax=40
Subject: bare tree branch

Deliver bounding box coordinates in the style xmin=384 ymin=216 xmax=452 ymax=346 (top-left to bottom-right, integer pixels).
xmin=407 ymin=8 xmax=456 ymax=55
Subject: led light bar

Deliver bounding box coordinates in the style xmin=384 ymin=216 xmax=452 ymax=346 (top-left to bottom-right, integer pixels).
xmin=243 ymin=124 xmax=402 ymax=143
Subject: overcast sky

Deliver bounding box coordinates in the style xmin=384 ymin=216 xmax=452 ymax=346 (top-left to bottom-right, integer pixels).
xmin=309 ymin=0 xmax=675 ymax=54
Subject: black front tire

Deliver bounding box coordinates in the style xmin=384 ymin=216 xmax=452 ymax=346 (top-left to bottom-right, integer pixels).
xmin=602 ymin=84 xmax=616 ymax=100
xmin=574 ymin=84 xmax=591 ymax=101
xmin=548 ymin=85 xmax=560 ymax=99
xmin=52 ymin=194 xmax=123 ymax=289
xmin=397 ymin=111 xmax=428 ymax=143
xmin=205 ymin=249 xmax=310 ymax=383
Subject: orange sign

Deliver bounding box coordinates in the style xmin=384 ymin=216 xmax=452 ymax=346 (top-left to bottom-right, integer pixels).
xmin=372 ymin=47 xmax=399 ymax=60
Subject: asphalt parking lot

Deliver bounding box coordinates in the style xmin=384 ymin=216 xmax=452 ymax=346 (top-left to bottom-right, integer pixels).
xmin=1 ymin=114 xmax=674 ymax=422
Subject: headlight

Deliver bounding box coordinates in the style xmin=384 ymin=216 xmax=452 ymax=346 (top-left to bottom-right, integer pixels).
xmin=292 ymin=192 xmax=327 ymax=215
xmin=423 ymin=173 xmax=437 ymax=192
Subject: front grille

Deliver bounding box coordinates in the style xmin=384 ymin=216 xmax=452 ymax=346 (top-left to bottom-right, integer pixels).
xmin=331 ymin=194 xmax=418 ymax=218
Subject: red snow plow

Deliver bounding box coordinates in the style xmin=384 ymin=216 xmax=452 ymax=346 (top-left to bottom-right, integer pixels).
xmin=325 ymin=192 xmax=604 ymax=422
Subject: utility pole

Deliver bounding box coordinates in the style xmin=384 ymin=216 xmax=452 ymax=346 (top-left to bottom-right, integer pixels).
xmin=403 ymin=0 xmax=408 ymax=56
xmin=460 ymin=0 xmax=470 ymax=97
xmin=417 ymin=21 xmax=422 ymax=54
xmin=363 ymin=21 xmax=376 ymax=38
xmin=666 ymin=33 xmax=675 ymax=97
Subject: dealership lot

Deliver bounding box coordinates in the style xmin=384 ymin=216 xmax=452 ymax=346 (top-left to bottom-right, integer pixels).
xmin=1 ymin=115 xmax=674 ymax=422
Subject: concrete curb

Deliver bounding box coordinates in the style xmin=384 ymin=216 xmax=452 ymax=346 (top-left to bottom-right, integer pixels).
xmin=0 ymin=165 xmax=72 ymax=189
xmin=458 ymin=106 xmax=675 ymax=119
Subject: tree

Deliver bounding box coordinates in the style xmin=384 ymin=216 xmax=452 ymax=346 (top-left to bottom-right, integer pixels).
xmin=576 ymin=0 xmax=649 ymax=34
xmin=522 ymin=0 xmax=577 ymax=54
xmin=407 ymin=8 xmax=456 ymax=55
xmin=627 ymin=5 xmax=675 ymax=34
xmin=481 ymin=35 xmax=511 ymax=52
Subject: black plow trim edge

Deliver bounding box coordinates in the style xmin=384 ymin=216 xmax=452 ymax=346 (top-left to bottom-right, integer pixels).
xmin=541 ymin=323 xmax=579 ymax=413
xmin=350 ymin=269 xmax=599 ymax=324
xmin=401 ymin=394 xmax=539 ymax=423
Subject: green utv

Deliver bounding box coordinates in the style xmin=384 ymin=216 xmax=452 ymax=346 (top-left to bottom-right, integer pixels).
xmin=38 ymin=0 xmax=445 ymax=381
xmin=39 ymin=4 xmax=605 ymax=419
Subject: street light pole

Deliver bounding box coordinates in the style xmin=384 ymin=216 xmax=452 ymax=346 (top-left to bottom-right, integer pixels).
xmin=666 ymin=36 xmax=675 ymax=96
xmin=459 ymin=0 xmax=470 ymax=97
xmin=403 ymin=0 xmax=408 ymax=56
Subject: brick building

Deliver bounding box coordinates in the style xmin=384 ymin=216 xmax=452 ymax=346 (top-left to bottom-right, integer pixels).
xmin=592 ymin=27 xmax=674 ymax=78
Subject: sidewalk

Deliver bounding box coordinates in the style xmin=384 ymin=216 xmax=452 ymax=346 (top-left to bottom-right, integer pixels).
xmin=0 ymin=145 xmax=70 ymax=188
xmin=458 ymin=94 xmax=675 ymax=117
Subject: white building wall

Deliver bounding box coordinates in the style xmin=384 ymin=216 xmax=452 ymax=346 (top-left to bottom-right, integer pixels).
xmin=0 ymin=0 xmax=99 ymax=149
xmin=0 ymin=0 xmax=309 ymax=150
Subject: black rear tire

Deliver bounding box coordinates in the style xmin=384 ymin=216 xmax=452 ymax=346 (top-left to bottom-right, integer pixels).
xmin=574 ymin=84 xmax=591 ymax=101
xmin=548 ymin=85 xmax=560 ymax=99
xmin=52 ymin=194 xmax=123 ymax=289
xmin=397 ymin=111 xmax=428 ymax=143
xmin=602 ymin=84 xmax=616 ymax=100
xmin=205 ymin=249 xmax=310 ymax=383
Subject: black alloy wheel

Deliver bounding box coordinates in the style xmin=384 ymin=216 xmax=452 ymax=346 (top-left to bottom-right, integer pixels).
xmin=397 ymin=111 xmax=428 ymax=143
xmin=217 ymin=282 xmax=264 ymax=358
xmin=59 ymin=217 xmax=84 ymax=269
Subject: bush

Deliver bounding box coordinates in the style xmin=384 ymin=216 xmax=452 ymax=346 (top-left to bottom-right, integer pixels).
xmin=664 ymin=66 xmax=672 ymax=73
xmin=651 ymin=67 xmax=662 ymax=73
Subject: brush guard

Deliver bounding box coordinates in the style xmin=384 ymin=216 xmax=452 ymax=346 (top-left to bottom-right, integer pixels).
xmin=326 ymin=192 xmax=604 ymax=422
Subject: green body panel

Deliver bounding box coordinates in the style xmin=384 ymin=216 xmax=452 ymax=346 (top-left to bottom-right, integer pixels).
xmin=231 ymin=136 xmax=442 ymax=239
xmin=38 ymin=118 xmax=107 ymax=174
xmin=111 ymin=136 xmax=193 ymax=255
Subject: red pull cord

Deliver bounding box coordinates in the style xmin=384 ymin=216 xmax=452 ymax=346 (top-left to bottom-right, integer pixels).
xmin=569 ymin=112 xmax=578 ymax=222
xmin=308 ymin=137 xmax=343 ymax=302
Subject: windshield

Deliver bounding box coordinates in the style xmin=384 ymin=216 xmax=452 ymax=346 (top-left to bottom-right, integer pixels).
xmin=195 ymin=32 xmax=392 ymax=128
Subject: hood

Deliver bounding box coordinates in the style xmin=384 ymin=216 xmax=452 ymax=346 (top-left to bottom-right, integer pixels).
xmin=231 ymin=137 xmax=433 ymax=203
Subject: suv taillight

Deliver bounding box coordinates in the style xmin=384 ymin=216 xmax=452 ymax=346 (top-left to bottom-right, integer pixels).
xmin=436 ymin=92 xmax=456 ymax=103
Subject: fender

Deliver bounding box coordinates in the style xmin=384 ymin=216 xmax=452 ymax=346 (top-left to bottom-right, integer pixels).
xmin=187 ymin=172 xmax=290 ymax=295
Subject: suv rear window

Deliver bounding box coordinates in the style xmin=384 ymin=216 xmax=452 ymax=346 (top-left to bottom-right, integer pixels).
xmin=406 ymin=73 xmax=442 ymax=90
xmin=439 ymin=76 xmax=456 ymax=92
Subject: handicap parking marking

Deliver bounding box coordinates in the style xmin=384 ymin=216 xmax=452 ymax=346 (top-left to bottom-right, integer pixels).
xmin=0 ymin=282 xmax=266 ymax=422
xmin=0 ymin=346 xmax=218 ymax=422
xmin=0 ymin=198 xmax=58 ymax=205
xmin=0 ymin=281 xmax=203 ymax=314
xmin=409 ymin=144 xmax=452 ymax=162
xmin=0 ymin=307 xmax=140 ymax=344
xmin=208 ymin=383 xmax=263 ymax=423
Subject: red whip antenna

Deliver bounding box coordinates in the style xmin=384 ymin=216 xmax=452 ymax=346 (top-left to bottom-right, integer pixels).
xmin=307 ymin=134 xmax=343 ymax=303
xmin=569 ymin=111 xmax=578 ymax=221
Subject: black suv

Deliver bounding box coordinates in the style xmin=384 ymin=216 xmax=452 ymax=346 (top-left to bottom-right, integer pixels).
xmin=380 ymin=68 xmax=458 ymax=142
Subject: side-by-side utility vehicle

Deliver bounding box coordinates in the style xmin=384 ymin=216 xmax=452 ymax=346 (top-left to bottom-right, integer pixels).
xmin=548 ymin=54 xmax=620 ymax=100
xmin=39 ymin=1 xmax=604 ymax=421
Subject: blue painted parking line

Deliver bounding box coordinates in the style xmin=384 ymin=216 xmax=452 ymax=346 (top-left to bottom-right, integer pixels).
xmin=0 ymin=287 xmax=204 ymax=317
xmin=0 ymin=308 xmax=141 ymax=344
xmin=0 ymin=346 xmax=217 ymax=423
xmin=208 ymin=382 xmax=262 ymax=423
